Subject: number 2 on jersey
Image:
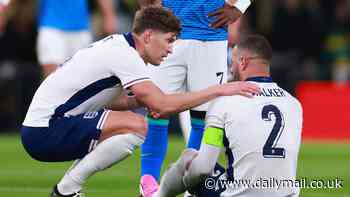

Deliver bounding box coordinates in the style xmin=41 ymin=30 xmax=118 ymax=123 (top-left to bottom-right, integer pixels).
xmin=261 ymin=105 xmax=286 ymax=158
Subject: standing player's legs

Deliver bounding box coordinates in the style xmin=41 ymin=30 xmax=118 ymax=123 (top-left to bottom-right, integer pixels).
xmin=187 ymin=40 xmax=228 ymax=150
xmin=184 ymin=41 xmax=228 ymax=197
xmin=37 ymin=28 xmax=92 ymax=78
xmin=37 ymin=28 xmax=69 ymax=78
xmin=179 ymin=110 xmax=191 ymax=141
xmin=141 ymin=40 xmax=188 ymax=182
xmin=67 ymin=30 xmax=93 ymax=56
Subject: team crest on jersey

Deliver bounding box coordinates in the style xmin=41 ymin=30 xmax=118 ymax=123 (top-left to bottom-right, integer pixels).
xmin=83 ymin=111 xmax=99 ymax=119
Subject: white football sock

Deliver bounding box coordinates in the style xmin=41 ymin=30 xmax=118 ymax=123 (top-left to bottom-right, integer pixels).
xmin=57 ymin=159 xmax=81 ymax=195
xmin=57 ymin=133 xmax=144 ymax=195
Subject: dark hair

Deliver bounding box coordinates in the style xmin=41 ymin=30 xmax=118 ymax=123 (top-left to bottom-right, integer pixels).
xmin=237 ymin=35 xmax=273 ymax=63
xmin=132 ymin=6 xmax=181 ymax=36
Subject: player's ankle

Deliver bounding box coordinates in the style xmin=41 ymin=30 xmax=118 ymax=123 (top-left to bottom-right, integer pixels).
xmin=57 ymin=175 xmax=82 ymax=195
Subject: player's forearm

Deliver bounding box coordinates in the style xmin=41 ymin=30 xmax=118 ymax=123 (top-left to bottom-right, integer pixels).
xmin=153 ymin=85 xmax=221 ymax=116
xmin=183 ymin=127 xmax=224 ymax=188
xmin=183 ymin=144 xmax=221 ymax=189
xmin=150 ymin=81 xmax=259 ymax=116
xmin=155 ymin=145 xmax=220 ymax=197
xmin=156 ymin=149 xmax=198 ymax=197
xmin=134 ymin=81 xmax=258 ymax=117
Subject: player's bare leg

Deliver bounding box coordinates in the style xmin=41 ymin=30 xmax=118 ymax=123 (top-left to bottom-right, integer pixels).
xmin=53 ymin=111 xmax=147 ymax=196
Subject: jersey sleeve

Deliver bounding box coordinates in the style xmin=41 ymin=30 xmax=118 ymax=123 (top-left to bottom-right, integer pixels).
xmin=108 ymin=49 xmax=152 ymax=89
xmin=205 ymin=97 xmax=227 ymax=129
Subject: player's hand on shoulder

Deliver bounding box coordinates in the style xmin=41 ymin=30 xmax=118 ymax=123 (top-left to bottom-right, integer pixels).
xmin=208 ymin=3 xmax=242 ymax=29
xmin=219 ymin=81 xmax=260 ymax=97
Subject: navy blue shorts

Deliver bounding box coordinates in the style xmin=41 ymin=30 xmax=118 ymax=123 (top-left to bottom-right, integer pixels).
xmin=21 ymin=110 xmax=109 ymax=162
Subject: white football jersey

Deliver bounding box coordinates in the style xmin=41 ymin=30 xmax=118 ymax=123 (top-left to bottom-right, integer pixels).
xmin=23 ymin=34 xmax=151 ymax=127
xmin=206 ymin=78 xmax=303 ymax=197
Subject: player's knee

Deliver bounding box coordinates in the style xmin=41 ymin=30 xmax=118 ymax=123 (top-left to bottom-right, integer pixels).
xmin=178 ymin=149 xmax=198 ymax=170
xmin=182 ymin=149 xmax=198 ymax=160
xmin=104 ymin=111 xmax=147 ymax=137
xmin=112 ymin=133 xmax=145 ymax=153
xmin=125 ymin=133 xmax=145 ymax=150
xmin=182 ymin=149 xmax=212 ymax=183
xmin=114 ymin=134 xmax=145 ymax=160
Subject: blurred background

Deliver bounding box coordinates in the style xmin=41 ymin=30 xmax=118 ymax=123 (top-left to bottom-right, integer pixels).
xmin=0 ymin=0 xmax=350 ymax=140
xmin=0 ymin=0 xmax=349 ymax=196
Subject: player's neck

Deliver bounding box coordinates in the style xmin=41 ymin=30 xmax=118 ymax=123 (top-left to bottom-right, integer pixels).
xmin=242 ymin=63 xmax=270 ymax=80
xmin=242 ymin=70 xmax=270 ymax=81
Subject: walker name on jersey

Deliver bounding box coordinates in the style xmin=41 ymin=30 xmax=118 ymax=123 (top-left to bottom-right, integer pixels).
xmin=255 ymin=88 xmax=286 ymax=97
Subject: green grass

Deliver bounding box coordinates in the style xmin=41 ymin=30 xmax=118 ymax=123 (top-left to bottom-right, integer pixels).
xmin=0 ymin=133 xmax=349 ymax=197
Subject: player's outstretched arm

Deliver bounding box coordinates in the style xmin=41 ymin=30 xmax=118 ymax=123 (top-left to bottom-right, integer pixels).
xmin=131 ymin=81 xmax=259 ymax=117
xmin=183 ymin=127 xmax=223 ymax=188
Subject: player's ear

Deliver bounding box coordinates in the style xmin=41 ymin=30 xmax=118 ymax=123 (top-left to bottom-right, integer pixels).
xmin=240 ymin=56 xmax=249 ymax=70
xmin=144 ymin=29 xmax=152 ymax=44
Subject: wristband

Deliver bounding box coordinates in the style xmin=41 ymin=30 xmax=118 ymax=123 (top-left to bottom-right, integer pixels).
xmin=225 ymin=0 xmax=251 ymax=13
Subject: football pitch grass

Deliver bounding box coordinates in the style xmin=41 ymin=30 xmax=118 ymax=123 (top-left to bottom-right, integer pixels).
xmin=0 ymin=133 xmax=349 ymax=197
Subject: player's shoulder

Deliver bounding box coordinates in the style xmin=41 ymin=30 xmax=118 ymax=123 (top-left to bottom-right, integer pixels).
xmin=89 ymin=34 xmax=143 ymax=63
xmin=111 ymin=34 xmax=144 ymax=61
xmin=273 ymin=84 xmax=303 ymax=113
xmin=211 ymin=96 xmax=230 ymax=107
xmin=288 ymin=93 xmax=303 ymax=112
xmin=278 ymin=86 xmax=302 ymax=106
xmin=209 ymin=95 xmax=249 ymax=113
xmin=90 ymin=34 xmax=132 ymax=52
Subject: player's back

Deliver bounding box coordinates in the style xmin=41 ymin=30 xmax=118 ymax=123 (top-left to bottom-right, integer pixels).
xmin=210 ymin=80 xmax=302 ymax=197
xmin=23 ymin=34 xmax=148 ymax=128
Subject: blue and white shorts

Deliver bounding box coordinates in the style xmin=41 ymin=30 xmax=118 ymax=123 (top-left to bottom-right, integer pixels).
xmin=21 ymin=110 xmax=110 ymax=162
